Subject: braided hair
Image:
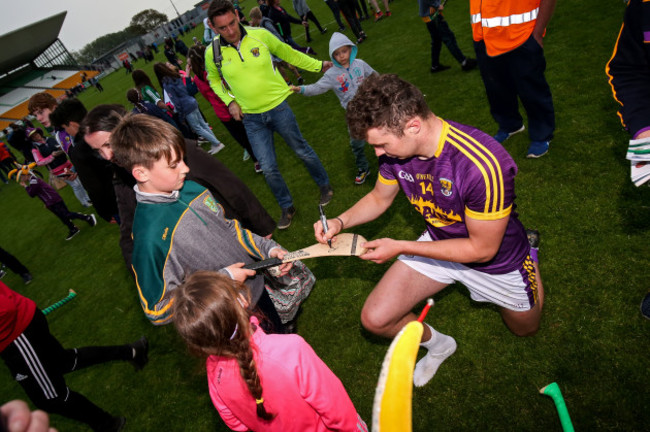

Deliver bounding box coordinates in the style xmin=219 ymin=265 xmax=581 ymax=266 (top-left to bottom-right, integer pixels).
xmin=172 ymin=271 xmax=275 ymax=420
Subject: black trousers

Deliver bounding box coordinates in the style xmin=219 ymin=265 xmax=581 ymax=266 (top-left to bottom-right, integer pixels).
xmin=338 ymin=0 xmax=364 ymax=38
xmin=303 ymin=11 xmax=325 ymax=41
xmin=48 ymin=201 xmax=88 ymax=231
xmin=325 ymin=0 xmax=345 ymax=28
xmin=426 ymin=15 xmax=466 ymax=67
xmin=474 ymin=37 xmax=555 ymax=142
xmin=1 ymin=310 xmax=132 ymax=430
xmin=0 ymin=246 xmax=29 ymax=275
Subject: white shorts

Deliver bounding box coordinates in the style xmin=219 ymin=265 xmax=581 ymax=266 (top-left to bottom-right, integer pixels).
xmin=398 ymin=232 xmax=538 ymax=312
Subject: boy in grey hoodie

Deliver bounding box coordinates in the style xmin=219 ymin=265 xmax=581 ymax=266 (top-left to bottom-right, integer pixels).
xmin=292 ymin=32 xmax=376 ymax=185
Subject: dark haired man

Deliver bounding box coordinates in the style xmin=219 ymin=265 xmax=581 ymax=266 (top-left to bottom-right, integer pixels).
xmin=315 ymin=74 xmax=544 ymax=387
xmin=49 ymin=98 xmax=119 ymax=222
xmin=205 ymin=0 xmax=334 ymax=229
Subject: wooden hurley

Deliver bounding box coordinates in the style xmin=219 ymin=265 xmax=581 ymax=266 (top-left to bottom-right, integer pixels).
xmin=243 ymin=233 xmax=368 ymax=272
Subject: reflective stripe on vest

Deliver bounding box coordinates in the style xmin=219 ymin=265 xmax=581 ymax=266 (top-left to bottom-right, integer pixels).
xmin=471 ymin=8 xmax=539 ymax=28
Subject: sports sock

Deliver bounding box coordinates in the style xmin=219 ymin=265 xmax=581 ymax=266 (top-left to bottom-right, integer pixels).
xmin=413 ymin=323 xmax=457 ymax=387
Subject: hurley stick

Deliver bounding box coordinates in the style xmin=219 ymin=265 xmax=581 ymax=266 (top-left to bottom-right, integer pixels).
xmin=42 ymin=290 xmax=77 ymax=316
xmin=244 ymin=233 xmax=368 ymax=272
xmin=540 ymin=382 xmax=574 ymax=432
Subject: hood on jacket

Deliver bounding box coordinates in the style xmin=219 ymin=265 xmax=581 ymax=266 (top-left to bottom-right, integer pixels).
xmin=328 ymin=32 xmax=357 ymax=68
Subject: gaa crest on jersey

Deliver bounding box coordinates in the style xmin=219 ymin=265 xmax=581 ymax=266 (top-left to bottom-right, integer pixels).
xmin=203 ymin=195 xmax=219 ymax=213
xmin=250 ymin=47 xmax=260 ymax=57
xmin=440 ymin=178 xmax=453 ymax=197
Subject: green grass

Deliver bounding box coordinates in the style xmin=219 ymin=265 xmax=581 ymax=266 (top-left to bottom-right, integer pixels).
xmin=2 ymin=1 xmax=649 ymax=430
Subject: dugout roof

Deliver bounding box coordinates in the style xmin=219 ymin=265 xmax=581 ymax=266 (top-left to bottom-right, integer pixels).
xmin=0 ymin=12 xmax=67 ymax=76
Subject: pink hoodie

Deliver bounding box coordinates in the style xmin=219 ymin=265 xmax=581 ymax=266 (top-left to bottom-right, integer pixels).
xmin=206 ymin=317 xmax=367 ymax=432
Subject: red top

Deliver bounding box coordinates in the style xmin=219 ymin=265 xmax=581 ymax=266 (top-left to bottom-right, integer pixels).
xmin=194 ymin=70 xmax=232 ymax=122
xmin=0 ymin=142 xmax=11 ymax=161
xmin=0 ymin=281 xmax=37 ymax=353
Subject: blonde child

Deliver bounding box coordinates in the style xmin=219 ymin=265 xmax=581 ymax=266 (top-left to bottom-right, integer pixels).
xmin=173 ymin=271 xmax=368 ymax=432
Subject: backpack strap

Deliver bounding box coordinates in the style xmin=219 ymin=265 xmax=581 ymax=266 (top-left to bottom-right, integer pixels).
xmin=211 ymin=37 xmax=230 ymax=91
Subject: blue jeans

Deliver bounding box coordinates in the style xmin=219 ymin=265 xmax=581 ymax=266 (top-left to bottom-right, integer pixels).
xmin=243 ymin=100 xmax=330 ymax=209
xmin=349 ymin=133 xmax=369 ymax=172
xmin=65 ymin=176 xmax=91 ymax=207
xmin=185 ymin=109 xmax=222 ymax=147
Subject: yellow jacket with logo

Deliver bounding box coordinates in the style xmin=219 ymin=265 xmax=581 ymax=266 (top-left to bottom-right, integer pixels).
xmin=205 ymin=25 xmax=323 ymax=114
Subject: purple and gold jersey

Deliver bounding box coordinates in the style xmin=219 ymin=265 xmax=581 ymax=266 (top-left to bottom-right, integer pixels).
xmin=378 ymin=119 xmax=529 ymax=274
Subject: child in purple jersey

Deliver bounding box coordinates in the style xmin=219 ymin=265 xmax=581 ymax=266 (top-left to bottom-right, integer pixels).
xmin=314 ymin=74 xmax=544 ymax=387
xmin=17 ymin=174 xmax=97 ymax=241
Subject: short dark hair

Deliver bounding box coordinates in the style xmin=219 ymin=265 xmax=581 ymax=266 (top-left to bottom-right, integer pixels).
xmin=110 ymin=114 xmax=186 ymax=171
xmin=208 ymin=0 xmax=236 ymax=23
xmin=82 ymin=104 xmax=127 ymax=135
xmin=346 ymin=74 xmax=432 ymax=140
xmin=49 ymin=98 xmax=87 ymax=129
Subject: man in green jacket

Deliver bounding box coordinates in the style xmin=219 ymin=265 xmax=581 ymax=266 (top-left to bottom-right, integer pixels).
xmin=206 ymin=0 xmax=334 ymax=229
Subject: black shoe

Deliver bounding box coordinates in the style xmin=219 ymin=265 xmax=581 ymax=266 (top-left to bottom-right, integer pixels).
xmin=86 ymin=213 xmax=97 ymax=227
xmin=66 ymin=226 xmax=80 ymax=241
xmin=129 ymin=336 xmax=149 ymax=371
xmin=430 ymin=64 xmax=451 ymax=73
xmin=320 ymin=27 xmax=328 ymax=34
xmin=319 ymin=185 xmax=334 ymax=206
xmin=525 ymin=229 xmax=540 ymax=248
xmin=461 ymin=57 xmax=478 ymax=71
xmin=277 ymin=206 xmax=296 ymax=230
xmin=22 ymin=273 xmax=33 ymax=285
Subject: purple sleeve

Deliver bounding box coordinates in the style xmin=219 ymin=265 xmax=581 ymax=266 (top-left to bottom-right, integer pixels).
xmin=378 ymin=155 xmax=397 ymax=183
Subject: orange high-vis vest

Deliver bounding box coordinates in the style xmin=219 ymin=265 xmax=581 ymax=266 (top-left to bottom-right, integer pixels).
xmin=470 ymin=0 xmax=540 ymax=56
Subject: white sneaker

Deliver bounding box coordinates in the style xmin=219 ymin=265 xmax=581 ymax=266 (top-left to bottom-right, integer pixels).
xmin=413 ymin=335 xmax=457 ymax=387
xmin=208 ymin=143 xmax=225 ymax=155
xmin=243 ymin=150 xmax=251 ymax=161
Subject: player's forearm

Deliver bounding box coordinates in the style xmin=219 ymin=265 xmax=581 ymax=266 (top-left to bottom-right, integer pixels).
xmin=336 ymin=189 xmax=394 ymax=230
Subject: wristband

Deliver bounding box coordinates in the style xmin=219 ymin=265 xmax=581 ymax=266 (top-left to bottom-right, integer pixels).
xmin=335 ymin=217 xmax=345 ymax=230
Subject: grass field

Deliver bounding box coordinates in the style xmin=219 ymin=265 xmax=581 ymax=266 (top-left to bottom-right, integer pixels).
xmin=1 ymin=0 xmax=649 ymax=430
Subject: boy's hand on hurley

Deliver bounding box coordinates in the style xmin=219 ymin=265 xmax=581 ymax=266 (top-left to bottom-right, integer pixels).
xmin=227 ymin=263 xmax=256 ymax=282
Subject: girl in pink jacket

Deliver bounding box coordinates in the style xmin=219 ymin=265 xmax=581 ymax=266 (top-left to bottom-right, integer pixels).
xmin=173 ymin=271 xmax=367 ymax=432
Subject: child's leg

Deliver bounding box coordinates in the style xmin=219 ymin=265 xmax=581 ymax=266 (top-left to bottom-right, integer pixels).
xmin=304 ymin=16 xmax=312 ymax=42
xmin=350 ymin=137 xmax=370 ymax=172
xmin=357 ymin=0 xmax=369 ymax=17
xmin=48 ymin=202 xmax=77 ymax=231
xmin=307 ymin=11 xmax=325 ymax=32
xmin=65 ymin=177 xmax=91 ymax=207
xmin=368 ymin=0 xmax=381 ymax=14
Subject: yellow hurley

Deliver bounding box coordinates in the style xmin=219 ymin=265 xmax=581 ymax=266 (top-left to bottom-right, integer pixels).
xmin=372 ymin=320 xmax=423 ymax=432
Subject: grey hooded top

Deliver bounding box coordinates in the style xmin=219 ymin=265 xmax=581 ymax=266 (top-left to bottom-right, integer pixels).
xmin=299 ymin=32 xmax=377 ymax=109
